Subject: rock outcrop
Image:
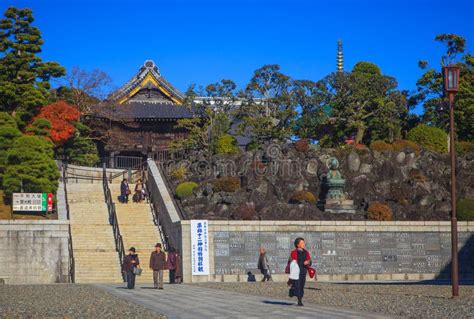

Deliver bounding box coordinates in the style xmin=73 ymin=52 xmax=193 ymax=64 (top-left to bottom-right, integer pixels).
xmin=164 ymin=144 xmax=474 ymax=221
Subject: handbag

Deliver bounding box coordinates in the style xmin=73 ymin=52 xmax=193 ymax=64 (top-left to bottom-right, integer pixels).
xmin=285 ymin=262 xmax=290 ymax=274
xmin=307 ymin=266 xmax=316 ymax=279
xmin=133 ymin=267 xmax=142 ymax=276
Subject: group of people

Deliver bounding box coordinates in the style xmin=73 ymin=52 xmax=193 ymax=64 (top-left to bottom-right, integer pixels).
xmin=123 ymin=236 xmax=314 ymax=307
xmin=119 ymin=178 xmax=146 ymax=203
xmin=122 ymin=244 xmax=182 ymax=289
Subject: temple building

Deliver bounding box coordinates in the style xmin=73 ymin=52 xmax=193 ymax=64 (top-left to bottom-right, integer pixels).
xmin=91 ymin=60 xmax=194 ymax=166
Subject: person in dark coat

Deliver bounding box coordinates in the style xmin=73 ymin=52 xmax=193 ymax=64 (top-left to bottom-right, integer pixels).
xmin=120 ymin=178 xmax=130 ymax=203
xmin=149 ymin=243 xmax=167 ymax=289
xmin=167 ymin=247 xmax=177 ymax=284
xmin=257 ymin=247 xmax=271 ymax=282
xmin=175 ymin=249 xmax=183 ymax=284
xmin=289 ymin=237 xmax=312 ymax=306
xmin=122 ymin=247 xmax=140 ymax=289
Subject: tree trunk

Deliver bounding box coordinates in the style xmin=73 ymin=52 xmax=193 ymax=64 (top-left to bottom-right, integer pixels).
xmin=355 ymin=126 xmax=365 ymax=145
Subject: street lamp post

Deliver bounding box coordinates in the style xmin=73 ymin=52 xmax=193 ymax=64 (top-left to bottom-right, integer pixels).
xmin=443 ymin=65 xmax=460 ymax=298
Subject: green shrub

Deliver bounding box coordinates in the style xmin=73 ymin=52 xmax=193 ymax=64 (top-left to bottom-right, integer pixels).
xmin=214 ymin=134 xmax=240 ymax=155
xmin=392 ymin=139 xmax=421 ymax=155
xmin=212 ymin=176 xmax=241 ymax=192
xmin=169 ymin=166 xmax=187 ymax=181
xmin=289 ymin=190 xmax=316 ymax=204
xmin=2 ymin=135 xmax=59 ymax=201
xmin=407 ymin=124 xmax=448 ymax=153
xmin=367 ymin=202 xmax=393 ymax=221
xmin=294 ymin=139 xmax=309 ymax=152
xmin=458 ymin=198 xmax=474 ymax=221
xmin=370 ymin=140 xmax=393 ymax=152
xmin=175 ymin=182 xmax=198 ymax=199
xmin=455 ymin=141 xmax=474 ymax=154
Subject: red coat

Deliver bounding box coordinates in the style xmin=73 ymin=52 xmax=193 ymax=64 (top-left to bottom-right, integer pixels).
xmin=290 ymin=249 xmax=311 ymax=262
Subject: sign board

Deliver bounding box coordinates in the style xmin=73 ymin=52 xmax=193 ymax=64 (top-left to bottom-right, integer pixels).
xmin=12 ymin=193 xmax=53 ymax=212
xmin=191 ymin=220 xmax=210 ymax=275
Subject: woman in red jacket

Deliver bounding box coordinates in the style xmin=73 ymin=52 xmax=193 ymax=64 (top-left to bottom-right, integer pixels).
xmin=289 ymin=237 xmax=312 ymax=306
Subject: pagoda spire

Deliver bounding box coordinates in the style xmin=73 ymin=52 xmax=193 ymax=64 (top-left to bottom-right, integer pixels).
xmin=337 ymin=39 xmax=344 ymax=73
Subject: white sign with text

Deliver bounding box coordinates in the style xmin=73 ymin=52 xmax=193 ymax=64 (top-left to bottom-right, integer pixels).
xmin=191 ymin=220 xmax=209 ymax=275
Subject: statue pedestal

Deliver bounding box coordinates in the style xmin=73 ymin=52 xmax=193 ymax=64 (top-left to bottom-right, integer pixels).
xmin=325 ymin=199 xmax=357 ymax=214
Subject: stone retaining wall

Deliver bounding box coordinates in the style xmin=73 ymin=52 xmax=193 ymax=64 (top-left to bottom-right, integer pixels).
xmin=0 ymin=220 xmax=70 ymax=284
xmin=179 ymin=221 xmax=474 ymax=283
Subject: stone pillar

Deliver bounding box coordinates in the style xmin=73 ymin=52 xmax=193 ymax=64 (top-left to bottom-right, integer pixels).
xmin=109 ymin=152 xmax=115 ymax=169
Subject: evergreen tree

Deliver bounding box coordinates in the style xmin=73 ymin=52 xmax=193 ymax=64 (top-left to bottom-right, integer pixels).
xmin=300 ymin=63 xmax=408 ymax=146
xmin=238 ymin=65 xmax=296 ymax=146
xmin=25 ymin=118 xmax=51 ymax=137
xmin=415 ymin=34 xmax=473 ymax=140
xmin=3 ymin=135 xmax=58 ymax=201
xmin=0 ymin=7 xmax=65 ymax=123
xmin=0 ymin=112 xmax=21 ymax=182
xmin=57 ymin=121 xmax=99 ymax=166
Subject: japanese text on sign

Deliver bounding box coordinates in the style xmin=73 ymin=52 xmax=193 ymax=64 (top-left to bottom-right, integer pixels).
xmin=12 ymin=193 xmax=53 ymax=212
xmin=191 ymin=220 xmax=209 ymax=275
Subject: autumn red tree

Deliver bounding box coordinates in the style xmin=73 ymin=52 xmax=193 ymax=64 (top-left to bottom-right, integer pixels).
xmin=27 ymin=101 xmax=81 ymax=145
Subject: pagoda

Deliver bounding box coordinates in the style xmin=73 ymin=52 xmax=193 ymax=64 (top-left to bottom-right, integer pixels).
xmin=91 ymin=60 xmax=193 ymax=166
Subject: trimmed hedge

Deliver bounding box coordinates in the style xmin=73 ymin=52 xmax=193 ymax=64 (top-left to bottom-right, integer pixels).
xmin=407 ymin=124 xmax=448 ymax=153
xmin=290 ymin=190 xmax=316 ymax=204
xmin=294 ymin=139 xmax=310 ymax=152
xmin=392 ymin=139 xmax=421 ymax=155
xmin=455 ymin=141 xmax=474 ymax=154
xmin=175 ymin=182 xmax=198 ymax=199
xmin=458 ymin=198 xmax=474 ymax=221
xmin=367 ymin=202 xmax=393 ymax=221
xmin=212 ymin=176 xmax=241 ymax=192
xmin=370 ymin=140 xmax=393 ymax=152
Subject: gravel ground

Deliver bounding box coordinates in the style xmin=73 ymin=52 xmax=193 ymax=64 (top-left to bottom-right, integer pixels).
xmin=197 ymin=281 xmax=474 ymax=318
xmin=0 ymin=284 xmax=165 ymax=319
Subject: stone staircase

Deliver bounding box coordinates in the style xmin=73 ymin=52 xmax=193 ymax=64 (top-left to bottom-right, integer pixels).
xmin=110 ymin=181 xmax=167 ymax=283
xmin=67 ymin=182 xmax=122 ymax=283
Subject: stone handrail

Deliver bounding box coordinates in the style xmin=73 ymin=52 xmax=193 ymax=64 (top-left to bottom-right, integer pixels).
xmin=146 ymin=159 xmax=182 ymax=250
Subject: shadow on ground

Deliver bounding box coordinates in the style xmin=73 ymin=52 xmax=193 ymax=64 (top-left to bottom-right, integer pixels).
xmin=262 ymin=300 xmax=295 ymax=306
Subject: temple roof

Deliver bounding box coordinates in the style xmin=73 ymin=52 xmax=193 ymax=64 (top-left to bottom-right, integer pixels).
xmin=92 ymin=101 xmax=193 ymax=120
xmin=119 ymin=102 xmax=193 ymax=119
xmin=107 ymin=60 xmax=185 ymax=105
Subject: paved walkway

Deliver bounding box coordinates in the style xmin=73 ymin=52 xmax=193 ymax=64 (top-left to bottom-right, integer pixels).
xmin=95 ymin=284 xmax=391 ymax=319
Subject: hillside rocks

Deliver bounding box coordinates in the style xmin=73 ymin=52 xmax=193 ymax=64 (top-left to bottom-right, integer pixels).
xmin=164 ymin=144 xmax=474 ymax=221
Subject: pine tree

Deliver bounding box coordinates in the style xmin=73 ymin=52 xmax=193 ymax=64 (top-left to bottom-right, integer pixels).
xmin=0 ymin=7 xmax=65 ymax=123
xmin=0 ymin=112 xmax=21 ymax=182
xmin=2 ymin=135 xmax=58 ymax=201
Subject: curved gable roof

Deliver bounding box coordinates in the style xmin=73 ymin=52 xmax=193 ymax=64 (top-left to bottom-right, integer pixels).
xmin=107 ymin=60 xmax=185 ymax=105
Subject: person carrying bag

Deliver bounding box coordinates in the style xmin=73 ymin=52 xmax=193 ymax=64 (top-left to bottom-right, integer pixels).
xmin=285 ymin=237 xmax=315 ymax=306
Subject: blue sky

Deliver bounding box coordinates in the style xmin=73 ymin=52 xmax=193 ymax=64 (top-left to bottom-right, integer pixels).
xmin=2 ymin=0 xmax=473 ymax=113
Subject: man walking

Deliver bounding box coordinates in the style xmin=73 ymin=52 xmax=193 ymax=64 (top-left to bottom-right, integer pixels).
xmin=149 ymin=243 xmax=166 ymax=289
